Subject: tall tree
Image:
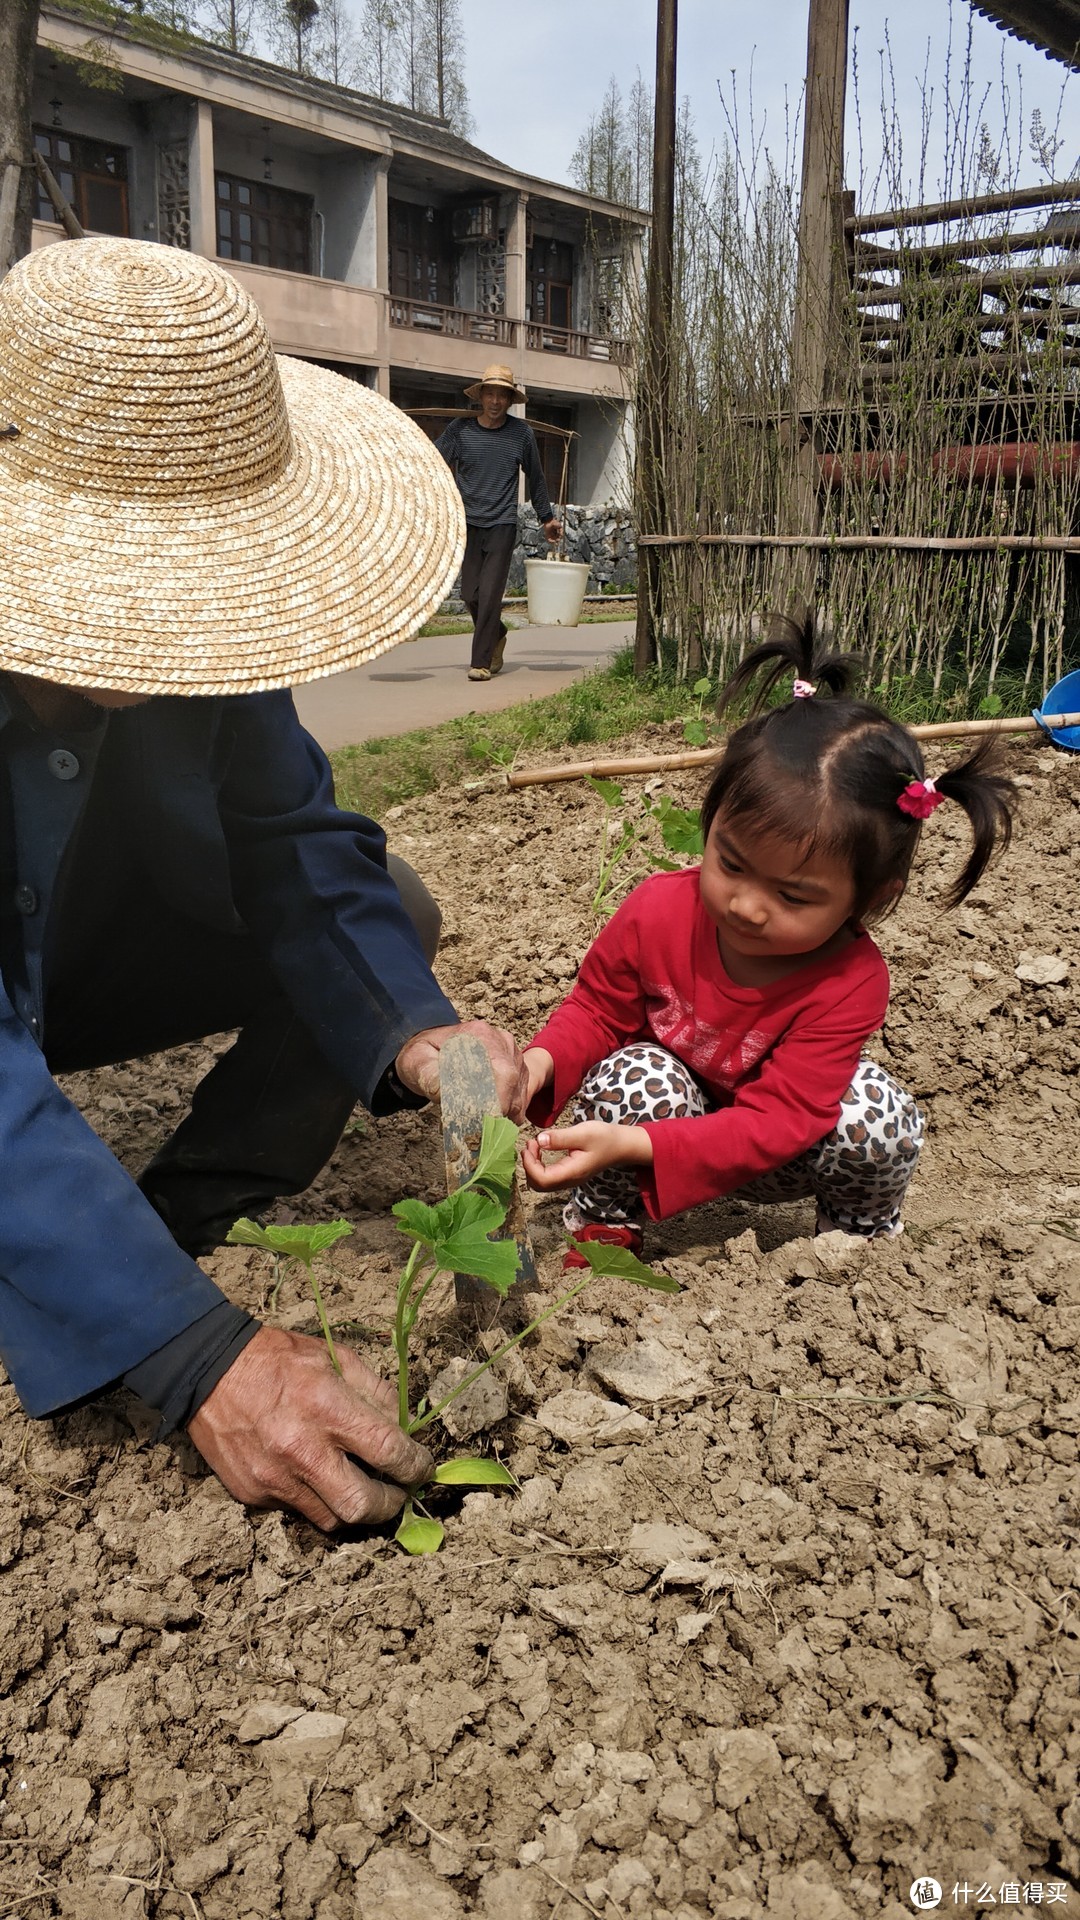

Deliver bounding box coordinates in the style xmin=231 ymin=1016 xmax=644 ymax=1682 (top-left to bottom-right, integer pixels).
xmin=262 ymin=0 xmax=320 ymax=74
xmin=418 ymin=0 xmax=471 ymax=134
xmin=356 ymin=0 xmax=400 ymax=100
xmin=626 ymin=69 xmax=653 ymax=210
xmin=197 ymin=0 xmax=260 ymax=54
xmin=398 ymin=0 xmax=433 ymax=115
xmin=0 ymin=0 xmax=40 ymax=277
xmin=309 ymin=0 xmax=361 ymax=86
xmin=569 ymin=75 xmax=631 ymax=204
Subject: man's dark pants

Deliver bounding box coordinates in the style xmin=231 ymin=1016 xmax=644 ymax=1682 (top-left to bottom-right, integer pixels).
xmin=42 ymin=858 xmax=440 ymax=1257
xmin=460 ymin=522 xmax=516 ymax=670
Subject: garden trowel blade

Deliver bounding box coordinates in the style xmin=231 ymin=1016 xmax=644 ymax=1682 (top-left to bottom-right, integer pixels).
xmin=439 ymin=1030 xmax=538 ymax=1323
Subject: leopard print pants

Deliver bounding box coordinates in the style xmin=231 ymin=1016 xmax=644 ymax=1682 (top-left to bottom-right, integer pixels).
xmin=562 ymin=1044 xmax=924 ymax=1240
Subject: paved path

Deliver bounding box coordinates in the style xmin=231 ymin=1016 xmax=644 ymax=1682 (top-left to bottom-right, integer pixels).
xmin=293 ymin=619 xmax=633 ymax=751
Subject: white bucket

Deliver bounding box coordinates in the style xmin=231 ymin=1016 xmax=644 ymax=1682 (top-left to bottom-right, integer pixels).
xmin=525 ymin=558 xmax=591 ymax=627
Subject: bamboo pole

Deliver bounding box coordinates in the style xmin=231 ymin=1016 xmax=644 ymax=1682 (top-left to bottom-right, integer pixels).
xmin=505 ymin=712 xmax=1080 ymax=791
xmin=847 ymin=178 xmax=1080 ymax=236
xmin=638 ymin=532 xmax=1080 ymax=553
xmin=634 ymin=0 xmax=678 ymax=675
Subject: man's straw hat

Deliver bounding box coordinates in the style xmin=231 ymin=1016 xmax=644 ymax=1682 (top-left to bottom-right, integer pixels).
xmin=0 ymin=238 xmax=465 ymax=696
xmin=463 ymin=363 xmax=526 ymax=404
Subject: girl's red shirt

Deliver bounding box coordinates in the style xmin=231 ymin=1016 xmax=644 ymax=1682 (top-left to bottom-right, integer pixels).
xmin=528 ymin=866 xmax=890 ymax=1220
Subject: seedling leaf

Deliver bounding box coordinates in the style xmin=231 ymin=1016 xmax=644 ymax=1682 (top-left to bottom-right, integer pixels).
xmin=566 ymin=1238 xmax=681 ymax=1291
xmin=307 ymin=1220 xmax=354 ymax=1255
xmin=586 ymin=776 xmax=624 ymax=806
xmin=470 ymin=1114 xmax=519 ymax=1206
xmin=654 ymin=800 xmax=705 ymax=858
xmin=226 ymin=1218 xmax=351 ymax=1266
xmin=692 ymin=678 xmax=712 ymax=699
xmin=436 ymin=1220 xmax=519 ymax=1294
xmin=395 ymin=1513 xmax=445 ymax=1555
xmin=433 ymin=1458 xmax=517 ymax=1487
xmin=392 ymin=1197 xmax=445 ymax=1249
xmin=682 ymin=719 xmax=709 ymax=747
xmin=226 ymin=1216 xmax=273 ymax=1250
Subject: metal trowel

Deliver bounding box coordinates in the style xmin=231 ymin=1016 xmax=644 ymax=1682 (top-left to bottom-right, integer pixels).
xmin=439 ymin=1030 xmax=538 ymax=1326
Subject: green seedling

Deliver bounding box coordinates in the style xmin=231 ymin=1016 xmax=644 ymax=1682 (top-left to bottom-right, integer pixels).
xmin=390 ymin=1114 xmax=680 ymax=1554
xmin=226 ymin=1217 xmax=354 ymax=1373
xmin=682 ymin=677 xmax=715 ymax=747
xmin=587 ymin=777 xmax=705 ymax=915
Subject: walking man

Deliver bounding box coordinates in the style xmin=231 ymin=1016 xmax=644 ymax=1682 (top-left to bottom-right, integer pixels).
xmin=435 ymin=366 xmax=562 ymax=681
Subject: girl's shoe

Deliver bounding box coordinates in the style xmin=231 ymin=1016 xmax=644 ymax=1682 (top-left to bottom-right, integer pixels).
xmin=467 ymin=667 xmax=491 ymax=681
xmin=563 ymin=1222 xmax=643 ymax=1271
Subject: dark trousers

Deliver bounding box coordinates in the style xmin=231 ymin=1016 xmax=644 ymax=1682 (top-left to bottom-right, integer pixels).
xmin=43 ymin=857 xmax=441 ymax=1256
xmin=460 ymin=522 xmax=516 ymax=669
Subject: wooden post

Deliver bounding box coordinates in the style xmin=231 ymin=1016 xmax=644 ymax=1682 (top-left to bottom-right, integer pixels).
xmin=0 ymin=0 xmax=41 ymax=278
xmin=769 ymin=0 xmax=849 ymax=640
xmin=633 ymin=0 xmax=677 ymax=675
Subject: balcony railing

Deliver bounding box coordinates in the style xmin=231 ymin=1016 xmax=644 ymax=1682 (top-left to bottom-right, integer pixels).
xmin=389 ymin=298 xmax=514 ymax=345
xmin=525 ymin=323 xmax=631 ymax=364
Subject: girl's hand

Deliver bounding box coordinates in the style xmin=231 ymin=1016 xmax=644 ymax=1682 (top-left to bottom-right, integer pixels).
xmin=523 ymin=1046 xmax=555 ymax=1106
xmin=522 ymin=1121 xmax=653 ymax=1191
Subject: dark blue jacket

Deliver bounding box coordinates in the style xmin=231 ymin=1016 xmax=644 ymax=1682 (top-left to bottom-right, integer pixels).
xmin=0 ymin=687 xmax=457 ymax=1415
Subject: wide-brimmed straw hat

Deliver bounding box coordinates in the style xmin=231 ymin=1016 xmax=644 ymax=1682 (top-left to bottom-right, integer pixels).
xmin=463 ymin=363 xmax=526 ymax=404
xmin=0 ymin=237 xmax=465 ymax=696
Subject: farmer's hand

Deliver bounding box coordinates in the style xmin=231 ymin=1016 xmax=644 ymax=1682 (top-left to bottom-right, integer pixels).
xmin=395 ymin=1019 xmax=529 ymax=1121
xmin=522 ymin=1120 xmax=653 ymax=1191
xmin=187 ymin=1326 xmax=433 ymax=1531
xmin=543 ymin=517 xmax=562 ymax=543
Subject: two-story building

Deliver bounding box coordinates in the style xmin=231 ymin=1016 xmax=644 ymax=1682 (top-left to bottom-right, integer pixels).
xmin=31 ymin=7 xmax=645 ymax=509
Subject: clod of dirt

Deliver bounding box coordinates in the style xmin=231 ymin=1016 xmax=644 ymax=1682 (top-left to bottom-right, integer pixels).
xmin=587 ymin=1337 xmax=708 ymax=1407
xmin=1015 ymin=950 xmax=1069 ymax=984
xmin=627 ymin=1521 xmax=715 ymax=1566
xmin=532 ymin=1387 xmax=650 ymax=1445
xmin=428 ymin=1357 xmax=509 ymax=1436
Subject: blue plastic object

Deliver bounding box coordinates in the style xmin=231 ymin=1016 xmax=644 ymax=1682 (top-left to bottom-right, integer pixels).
xmin=1033 ymin=668 xmax=1080 ymax=753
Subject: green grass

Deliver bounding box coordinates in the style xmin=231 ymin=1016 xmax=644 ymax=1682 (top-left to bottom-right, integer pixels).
xmin=329 ymin=647 xmax=689 ymax=815
xmin=328 ymin=647 xmax=1054 ymax=820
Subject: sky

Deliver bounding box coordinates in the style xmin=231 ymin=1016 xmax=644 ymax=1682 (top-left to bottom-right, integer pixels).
xmin=456 ymin=0 xmax=1077 ymax=205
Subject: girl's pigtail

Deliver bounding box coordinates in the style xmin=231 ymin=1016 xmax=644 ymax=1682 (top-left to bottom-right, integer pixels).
xmin=717 ymin=614 xmax=862 ymax=716
xmin=927 ymin=736 xmax=1017 ymax=907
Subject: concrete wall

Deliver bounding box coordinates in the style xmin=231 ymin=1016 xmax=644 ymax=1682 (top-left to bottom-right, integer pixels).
xmin=574 ymin=395 xmax=631 ymax=507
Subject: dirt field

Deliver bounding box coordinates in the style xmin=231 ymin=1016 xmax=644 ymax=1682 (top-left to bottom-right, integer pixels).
xmin=1 ymin=728 xmax=1078 ymax=1920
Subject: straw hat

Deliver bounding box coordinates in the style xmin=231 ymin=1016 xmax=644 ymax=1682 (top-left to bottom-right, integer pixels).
xmin=0 ymin=237 xmax=466 ymax=696
xmin=463 ymin=363 xmax=526 ymax=404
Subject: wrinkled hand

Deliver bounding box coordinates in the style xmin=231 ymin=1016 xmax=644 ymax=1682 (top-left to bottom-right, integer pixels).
xmin=543 ymin=517 xmax=563 ymax=543
xmin=187 ymin=1326 xmax=433 ymax=1531
xmin=395 ymin=1019 xmax=529 ymax=1121
xmin=522 ymin=1120 xmax=653 ymax=1192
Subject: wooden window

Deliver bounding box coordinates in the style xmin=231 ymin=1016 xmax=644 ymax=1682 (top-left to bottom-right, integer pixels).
xmin=33 ymin=127 xmax=128 ymax=236
xmin=388 ymin=199 xmax=454 ymax=306
xmin=215 ymin=172 xmax=312 ymax=275
xmin=527 ymin=239 xmax=575 ymax=331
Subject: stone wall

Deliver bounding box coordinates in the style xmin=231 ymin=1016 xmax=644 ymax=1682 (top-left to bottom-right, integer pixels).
xmin=510 ymin=503 xmax=637 ymax=592
xmin=442 ymin=505 xmax=636 ymax=610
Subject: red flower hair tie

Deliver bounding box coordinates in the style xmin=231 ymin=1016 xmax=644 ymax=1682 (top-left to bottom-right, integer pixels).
xmin=897 ymin=776 xmax=944 ymax=820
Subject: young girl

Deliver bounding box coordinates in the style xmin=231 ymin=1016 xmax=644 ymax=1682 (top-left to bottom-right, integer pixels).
xmin=522 ymin=630 xmax=1016 ymax=1262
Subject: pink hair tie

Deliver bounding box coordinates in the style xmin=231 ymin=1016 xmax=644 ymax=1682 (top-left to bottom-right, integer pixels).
xmin=792 ymin=679 xmax=817 ymax=699
xmin=897 ymin=776 xmax=944 ymax=820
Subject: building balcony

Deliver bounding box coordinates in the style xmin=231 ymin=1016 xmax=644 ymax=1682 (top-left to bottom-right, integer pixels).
xmin=524 ymin=322 xmax=631 ymax=366
xmin=389 ymin=297 xmax=515 ymax=346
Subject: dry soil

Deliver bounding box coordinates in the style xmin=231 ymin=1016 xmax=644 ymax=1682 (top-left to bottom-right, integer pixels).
xmin=1 ymin=729 xmax=1077 ymax=1920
